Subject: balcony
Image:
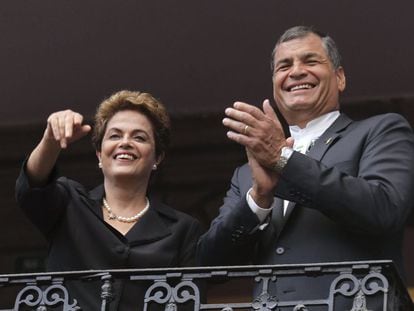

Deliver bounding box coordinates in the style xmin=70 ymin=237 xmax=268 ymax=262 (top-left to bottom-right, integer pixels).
xmin=0 ymin=260 xmax=412 ymax=311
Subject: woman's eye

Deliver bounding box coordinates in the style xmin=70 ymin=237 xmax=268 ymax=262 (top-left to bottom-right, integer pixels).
xmin=109 ymin=134 xmax=120 ymax=139
xmin=134 ymin=136 xmax=146 ymax=142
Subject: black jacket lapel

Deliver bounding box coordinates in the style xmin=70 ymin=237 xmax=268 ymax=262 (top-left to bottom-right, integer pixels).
xmin=276 ymin=114 xmax=353 ymax=233
xmin=307 ymin=114 xmax=352 ymax=161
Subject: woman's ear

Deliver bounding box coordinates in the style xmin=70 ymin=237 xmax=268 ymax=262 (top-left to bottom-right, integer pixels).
xmin=156 ymin=153 xmax=165 ymax=166
xmin=96 ymin=151 xmax=102 ymax=168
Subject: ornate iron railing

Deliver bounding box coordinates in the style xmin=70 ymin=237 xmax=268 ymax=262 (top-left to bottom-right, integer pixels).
xmin=0 ymin=260 xmax=412 ymax=310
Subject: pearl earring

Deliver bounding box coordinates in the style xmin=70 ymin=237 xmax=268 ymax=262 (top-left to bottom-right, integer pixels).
xmin=152 ymin=164 xmax=158 ymax=170
xmin=98 ymin=162 xmax=102 ymax=168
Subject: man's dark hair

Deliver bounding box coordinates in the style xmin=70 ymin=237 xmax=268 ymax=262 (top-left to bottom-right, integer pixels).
xmin=271 ymin=25 xmax=342 ymax=73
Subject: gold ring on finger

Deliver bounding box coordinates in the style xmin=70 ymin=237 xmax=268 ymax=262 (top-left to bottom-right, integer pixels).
xmin=244 ymin=125 xmax=249 ymax=135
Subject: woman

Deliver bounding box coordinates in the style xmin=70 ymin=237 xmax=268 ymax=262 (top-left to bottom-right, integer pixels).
xmin=15 ymin=90 xmax=202 ymax=310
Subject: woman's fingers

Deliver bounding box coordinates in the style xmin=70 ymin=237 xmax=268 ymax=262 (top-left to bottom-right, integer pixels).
xmin=46 ymin=110 xmax=89 ymax=149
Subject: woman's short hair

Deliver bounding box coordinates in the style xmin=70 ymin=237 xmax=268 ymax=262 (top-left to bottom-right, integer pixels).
xmin=92 ymin=90 xmax=170 ymax=159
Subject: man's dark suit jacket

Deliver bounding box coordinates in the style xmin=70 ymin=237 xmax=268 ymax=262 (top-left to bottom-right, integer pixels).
xmin=197 ymin=113 xmax=414 ymax=304
xmin=16 ymin=163 xmax=202 ymax=311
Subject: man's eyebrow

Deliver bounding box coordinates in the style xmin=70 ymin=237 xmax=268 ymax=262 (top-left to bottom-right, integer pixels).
xmin=274 ymin=51 xmax=326 ymax=69
xmin=301 ymin=51 xmax=323 ymax=59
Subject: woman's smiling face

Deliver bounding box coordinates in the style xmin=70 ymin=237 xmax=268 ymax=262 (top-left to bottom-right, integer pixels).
xmin=97 ymin=109 xmax=158 ymax=182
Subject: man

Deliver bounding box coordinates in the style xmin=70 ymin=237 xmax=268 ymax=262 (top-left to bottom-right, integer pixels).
xmin=197 ymin=26 xmax=414 ymax=307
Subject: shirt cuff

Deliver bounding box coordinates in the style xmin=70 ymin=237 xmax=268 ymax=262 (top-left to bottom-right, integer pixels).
xmin=246 ymin=188 xmax=274 ymax=223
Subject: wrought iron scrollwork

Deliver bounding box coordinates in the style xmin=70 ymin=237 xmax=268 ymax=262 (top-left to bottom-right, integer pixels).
xmin=144 ymin=281 xmax=172 ymax=307
xmin=329 ymin=272 xmax=389 ymax=311
xmin=0 ymin=261 xmax=409 ymax=310
xmin=14 ymin=283 xmax=80 ymax=310
xmin=143 ymin=279 xmax=200 ymax=310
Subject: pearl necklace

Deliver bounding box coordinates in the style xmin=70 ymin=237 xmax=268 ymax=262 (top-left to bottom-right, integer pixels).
xmin=103 ymin=197 xmax=150 ymax=223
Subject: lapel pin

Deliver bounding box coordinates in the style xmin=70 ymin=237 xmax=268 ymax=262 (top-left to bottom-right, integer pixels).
xmin=325 ymin=137 xmax=333 ymax=145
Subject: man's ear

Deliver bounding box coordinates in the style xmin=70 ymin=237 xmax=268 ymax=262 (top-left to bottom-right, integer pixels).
xmin=336 ymin=66 xmax=346 ymax=92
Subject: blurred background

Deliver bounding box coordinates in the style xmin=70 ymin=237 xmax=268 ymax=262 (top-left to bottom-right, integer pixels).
xmin=1 ymin=0 xmax=414 ymax=297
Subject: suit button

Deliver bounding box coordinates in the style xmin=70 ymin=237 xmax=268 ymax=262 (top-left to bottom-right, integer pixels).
xmin=275 ymin=247 xmax=285 ymax=255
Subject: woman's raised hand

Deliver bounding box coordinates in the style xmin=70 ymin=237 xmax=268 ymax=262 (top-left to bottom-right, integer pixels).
xmin=45 ymin=110 xmax=92 ymax=149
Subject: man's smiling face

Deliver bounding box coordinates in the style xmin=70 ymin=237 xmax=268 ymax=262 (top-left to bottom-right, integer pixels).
xmin=272 ymin=33 xmax=346 ymax=127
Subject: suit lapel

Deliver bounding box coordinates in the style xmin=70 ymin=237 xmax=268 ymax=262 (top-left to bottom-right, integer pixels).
xmin=79 ymin=184 xmax=105 ymax=219
xmin=306 ymin=114 xmax=352 ymax=161
xmin=273 ymin=198 xmax=285 ymax=236
xmin=126 ymin=198 xmax=173 ymax=246
xmin=275 ymin=114 xmax=353 ymax=234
